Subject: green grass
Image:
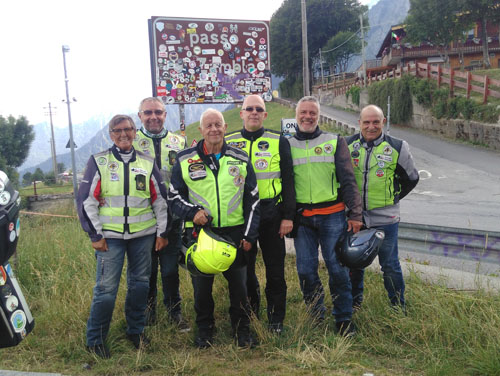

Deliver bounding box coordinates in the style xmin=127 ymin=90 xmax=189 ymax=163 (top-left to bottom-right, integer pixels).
xmin=2 ymin=201 xmax=500 ymax=375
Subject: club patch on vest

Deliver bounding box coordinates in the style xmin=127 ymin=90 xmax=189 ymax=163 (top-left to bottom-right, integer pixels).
xmin=353 ymin=158 xmax=359 ymax=167
xmin=376 ymin=169 xmax=384 ymax=177
xmin=96 ymin=156 xmax=108 ymax=165
xmin=131 ymin=167 xmax=148 ymax=175
xmin=139 ymin=138 xmax=150 ymax=149
xmin=254 ymin=159 xmax=268 ymax=170
xmin=383 ymin=145 xmax=393 ymax=155
xmin=135 ymin=174 xmax=147 ymax=191
xmin=228 ymin=141 xmax=246 ymax=149
xmin=257 ymin=141 xmax=269 ymax=151
xmin=188 ymin=163 xmax=207 ymax=180
xmin=110 ymin=173 xmax=119 ymax=182
xmin=108 ymin=161 xmax=119 ymax=172
xmin=376 ymin=154 xmax=393 ymax=162
xmin=314 ymin=147 xmax=322 ymax=155
xmin=228 ymin=165 xmax=240 ymax=176
xmin=227 ymin=160 xmax=243 ymax=165
xmin=323 ymin=144 xmax=333 ymax=154
xmin=254 ymin=152 xmax=271 ymax=157
xmin=168 ymin=150 xmax=177 ymax=166
xmin=233 ymin=175 xmax=245 ymax=187
xmin=351 ymin=150 xmax=360 ymax=158
xmin=353 ymin=142 xmax=361 ymax=151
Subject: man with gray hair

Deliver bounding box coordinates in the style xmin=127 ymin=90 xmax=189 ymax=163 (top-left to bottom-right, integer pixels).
xmin=347 ymin=104 xmax=419 ymax=310
xmin=289 ymin=96 xmax=362 ymax=336
xmin=134 ymin=97 xmax=189 ymax=331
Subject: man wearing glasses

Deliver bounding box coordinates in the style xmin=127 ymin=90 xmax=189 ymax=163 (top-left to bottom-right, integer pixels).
xmin=134 ymin=97 xmax=189 ymax=332
xmin=225 ymin=95 xmax=295 ymax=334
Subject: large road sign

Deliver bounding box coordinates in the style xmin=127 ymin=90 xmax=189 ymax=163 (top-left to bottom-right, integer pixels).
xmin=148 ymin=16 xmax=272 ymax=105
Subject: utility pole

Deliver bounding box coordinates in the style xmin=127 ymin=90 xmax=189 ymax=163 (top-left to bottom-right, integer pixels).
xmin=360 ymin=14 xmax=367 ymax=87
xmin=301 ymin=0 xmax=310 ymax=96
xmin=62 ymin=45 xmax=78 ymax=204
xmin=319 ymin=48 xmax=325 ymax=86
xmin=44 ymin=102 xmax=58 ymax=182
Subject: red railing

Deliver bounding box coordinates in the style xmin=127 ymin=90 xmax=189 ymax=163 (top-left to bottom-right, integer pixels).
xmin=313 ymin=62 xmax=500 ymax=104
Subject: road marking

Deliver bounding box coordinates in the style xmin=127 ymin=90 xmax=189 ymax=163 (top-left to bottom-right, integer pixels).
xmin=418 ymin=170 xmax=432 ymax=180
xmin=412 ymin=189 xmax=442 ymax=197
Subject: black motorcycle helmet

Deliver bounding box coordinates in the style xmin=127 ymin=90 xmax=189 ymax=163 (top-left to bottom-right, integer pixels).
xmin=335 ymin=228 xmax=385 ymax=269
xmin=0 ymin=170 xmax=21 ymax=266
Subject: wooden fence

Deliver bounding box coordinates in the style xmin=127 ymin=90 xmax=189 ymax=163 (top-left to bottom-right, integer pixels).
xmin=313 ymin=63 xmax=500 ymax=104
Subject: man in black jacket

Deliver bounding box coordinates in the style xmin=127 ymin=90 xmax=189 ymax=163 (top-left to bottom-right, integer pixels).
xmin=168 ymin=108 xmax=260 ymax=348
xmin=225 ymin=94 xmax=295 ymax=334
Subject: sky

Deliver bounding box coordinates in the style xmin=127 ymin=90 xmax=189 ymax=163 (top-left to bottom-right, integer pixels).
xmin=0 ymin=0 xmax=374 ymax=126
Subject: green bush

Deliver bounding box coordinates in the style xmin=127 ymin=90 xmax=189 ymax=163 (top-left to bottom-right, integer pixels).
xmin=368 ymin=77 xmax=412 ymax=124
xmin=412 ymin=78 xmax=436 ymax=107
xmin=472 ymin=104 xmax=500 ymax=123
xmin=430 ymin=88 xmax=449 ymax=119
xmin=346 ymin=86 xmax=361 ymax=106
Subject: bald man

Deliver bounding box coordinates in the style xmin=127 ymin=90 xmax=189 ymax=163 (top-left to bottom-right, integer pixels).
xmin=225 ymin=95 xmax=295 ymax=334
xmin=346 ymin=104 xmax=419 ymax=310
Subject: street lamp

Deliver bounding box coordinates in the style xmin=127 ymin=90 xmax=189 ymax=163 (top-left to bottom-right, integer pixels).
xmin=62 ymin=45 xmax=78 ymax=205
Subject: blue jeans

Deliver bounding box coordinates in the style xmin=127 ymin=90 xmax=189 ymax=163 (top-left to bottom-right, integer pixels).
xmin=147 ymin=220 xmax=182 ymax=316
xmin=294 ymin=211 xmax=352 ymax=323
xmin=350 ymin=222 xmax=405 ymax=306
xmin=86 ymin=234 xmax=154 ymax=346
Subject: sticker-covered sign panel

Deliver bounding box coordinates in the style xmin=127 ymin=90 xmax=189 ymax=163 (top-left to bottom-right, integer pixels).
xmin=150 ymin=17 xmax=272 ymax=104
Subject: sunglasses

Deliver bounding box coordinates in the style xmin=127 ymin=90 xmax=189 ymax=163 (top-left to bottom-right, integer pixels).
xmin=140 ymin=109 xmax=165 ymax=116
xmin=243 ymin=106 xmax=265 ymax=113
xmin=110 ymin=127 xmax=135 ymax=134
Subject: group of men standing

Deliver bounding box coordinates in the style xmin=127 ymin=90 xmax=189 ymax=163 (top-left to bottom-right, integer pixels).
xmin=77 ymin=93 xmax=418 ymax=358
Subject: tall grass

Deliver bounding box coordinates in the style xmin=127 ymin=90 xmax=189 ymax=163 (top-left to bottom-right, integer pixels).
xmin=2 ymin=201 xmax=500 ymax=375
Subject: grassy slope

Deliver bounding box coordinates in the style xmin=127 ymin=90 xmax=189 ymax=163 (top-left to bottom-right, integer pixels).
xmin=3 ymin=103 xmax=500 ymax=375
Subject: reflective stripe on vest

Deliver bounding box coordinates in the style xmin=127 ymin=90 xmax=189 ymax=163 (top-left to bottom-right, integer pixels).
xmin=289 ymin=133 xmax=339 ymax=204
xmin=348 ymin=138 xmax=400 ymax=210
xmin=179 ymin=149 xmax=247 ymax=228
xmin=133 ymin=131 xmax=186 ymax=185
xmin=225 ymin=130 xmax=282 ymax=200
xmin=94 ymin=150 xmax=156 ymax=234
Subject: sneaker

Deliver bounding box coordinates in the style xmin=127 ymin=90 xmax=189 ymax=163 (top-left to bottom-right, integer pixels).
xmin=235 ymin=327 xmax=258 ymax=348
xmin=171 ymin=313 xmax=191 ymax=333
xmin=86 ymin=344 xmax=111 ymax=359
xmin=194 ymin=328 xmax=213 ymax=349
xmin=336 ymin=320 xmax=356 ymax=337
xmin=126 ymin=333 xmax=151 ymax=349
xmin=268 ymin=322 xmax=284 ymax=335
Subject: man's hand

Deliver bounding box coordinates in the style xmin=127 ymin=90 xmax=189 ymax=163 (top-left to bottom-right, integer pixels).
xmin=240 ymin=239 xmax=252 ymax=252
xmin=279 ymin=219 xmax=293 ymax=239
xmin=347 ymin=219 xmax=363 ymax=234
xmin=92 ymin=238 xmax=108 ymax=252
xmin=155 ymin=237 xmax=168 ymax=252
xmin=193 ymin=209 xmax=210 ymax=226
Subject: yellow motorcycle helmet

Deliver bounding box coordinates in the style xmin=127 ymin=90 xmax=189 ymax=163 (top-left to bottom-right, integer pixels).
xmin=182 ymin=228 xmax=237 ymax=276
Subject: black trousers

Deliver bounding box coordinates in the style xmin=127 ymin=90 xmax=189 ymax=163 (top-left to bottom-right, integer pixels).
xmin=147 ymin=219 xmax=182 ymax=317
xmin=192 ymin=266 xmax=249 ymax=332
xmin=246 ymin=215 xmax=287 ymax=325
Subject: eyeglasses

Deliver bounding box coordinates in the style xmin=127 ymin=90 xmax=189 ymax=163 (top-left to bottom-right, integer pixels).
xmin=242 ymin=106 xmax=265 ymax=113
xmin=140 ymin=109 xmax=165 ymax=116
xmin=110 ymin=127 xmax=135 ymax=134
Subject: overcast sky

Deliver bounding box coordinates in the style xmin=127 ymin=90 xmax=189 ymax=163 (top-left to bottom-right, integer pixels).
xmin=0 ymin=0 xmax=374 ymax=126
